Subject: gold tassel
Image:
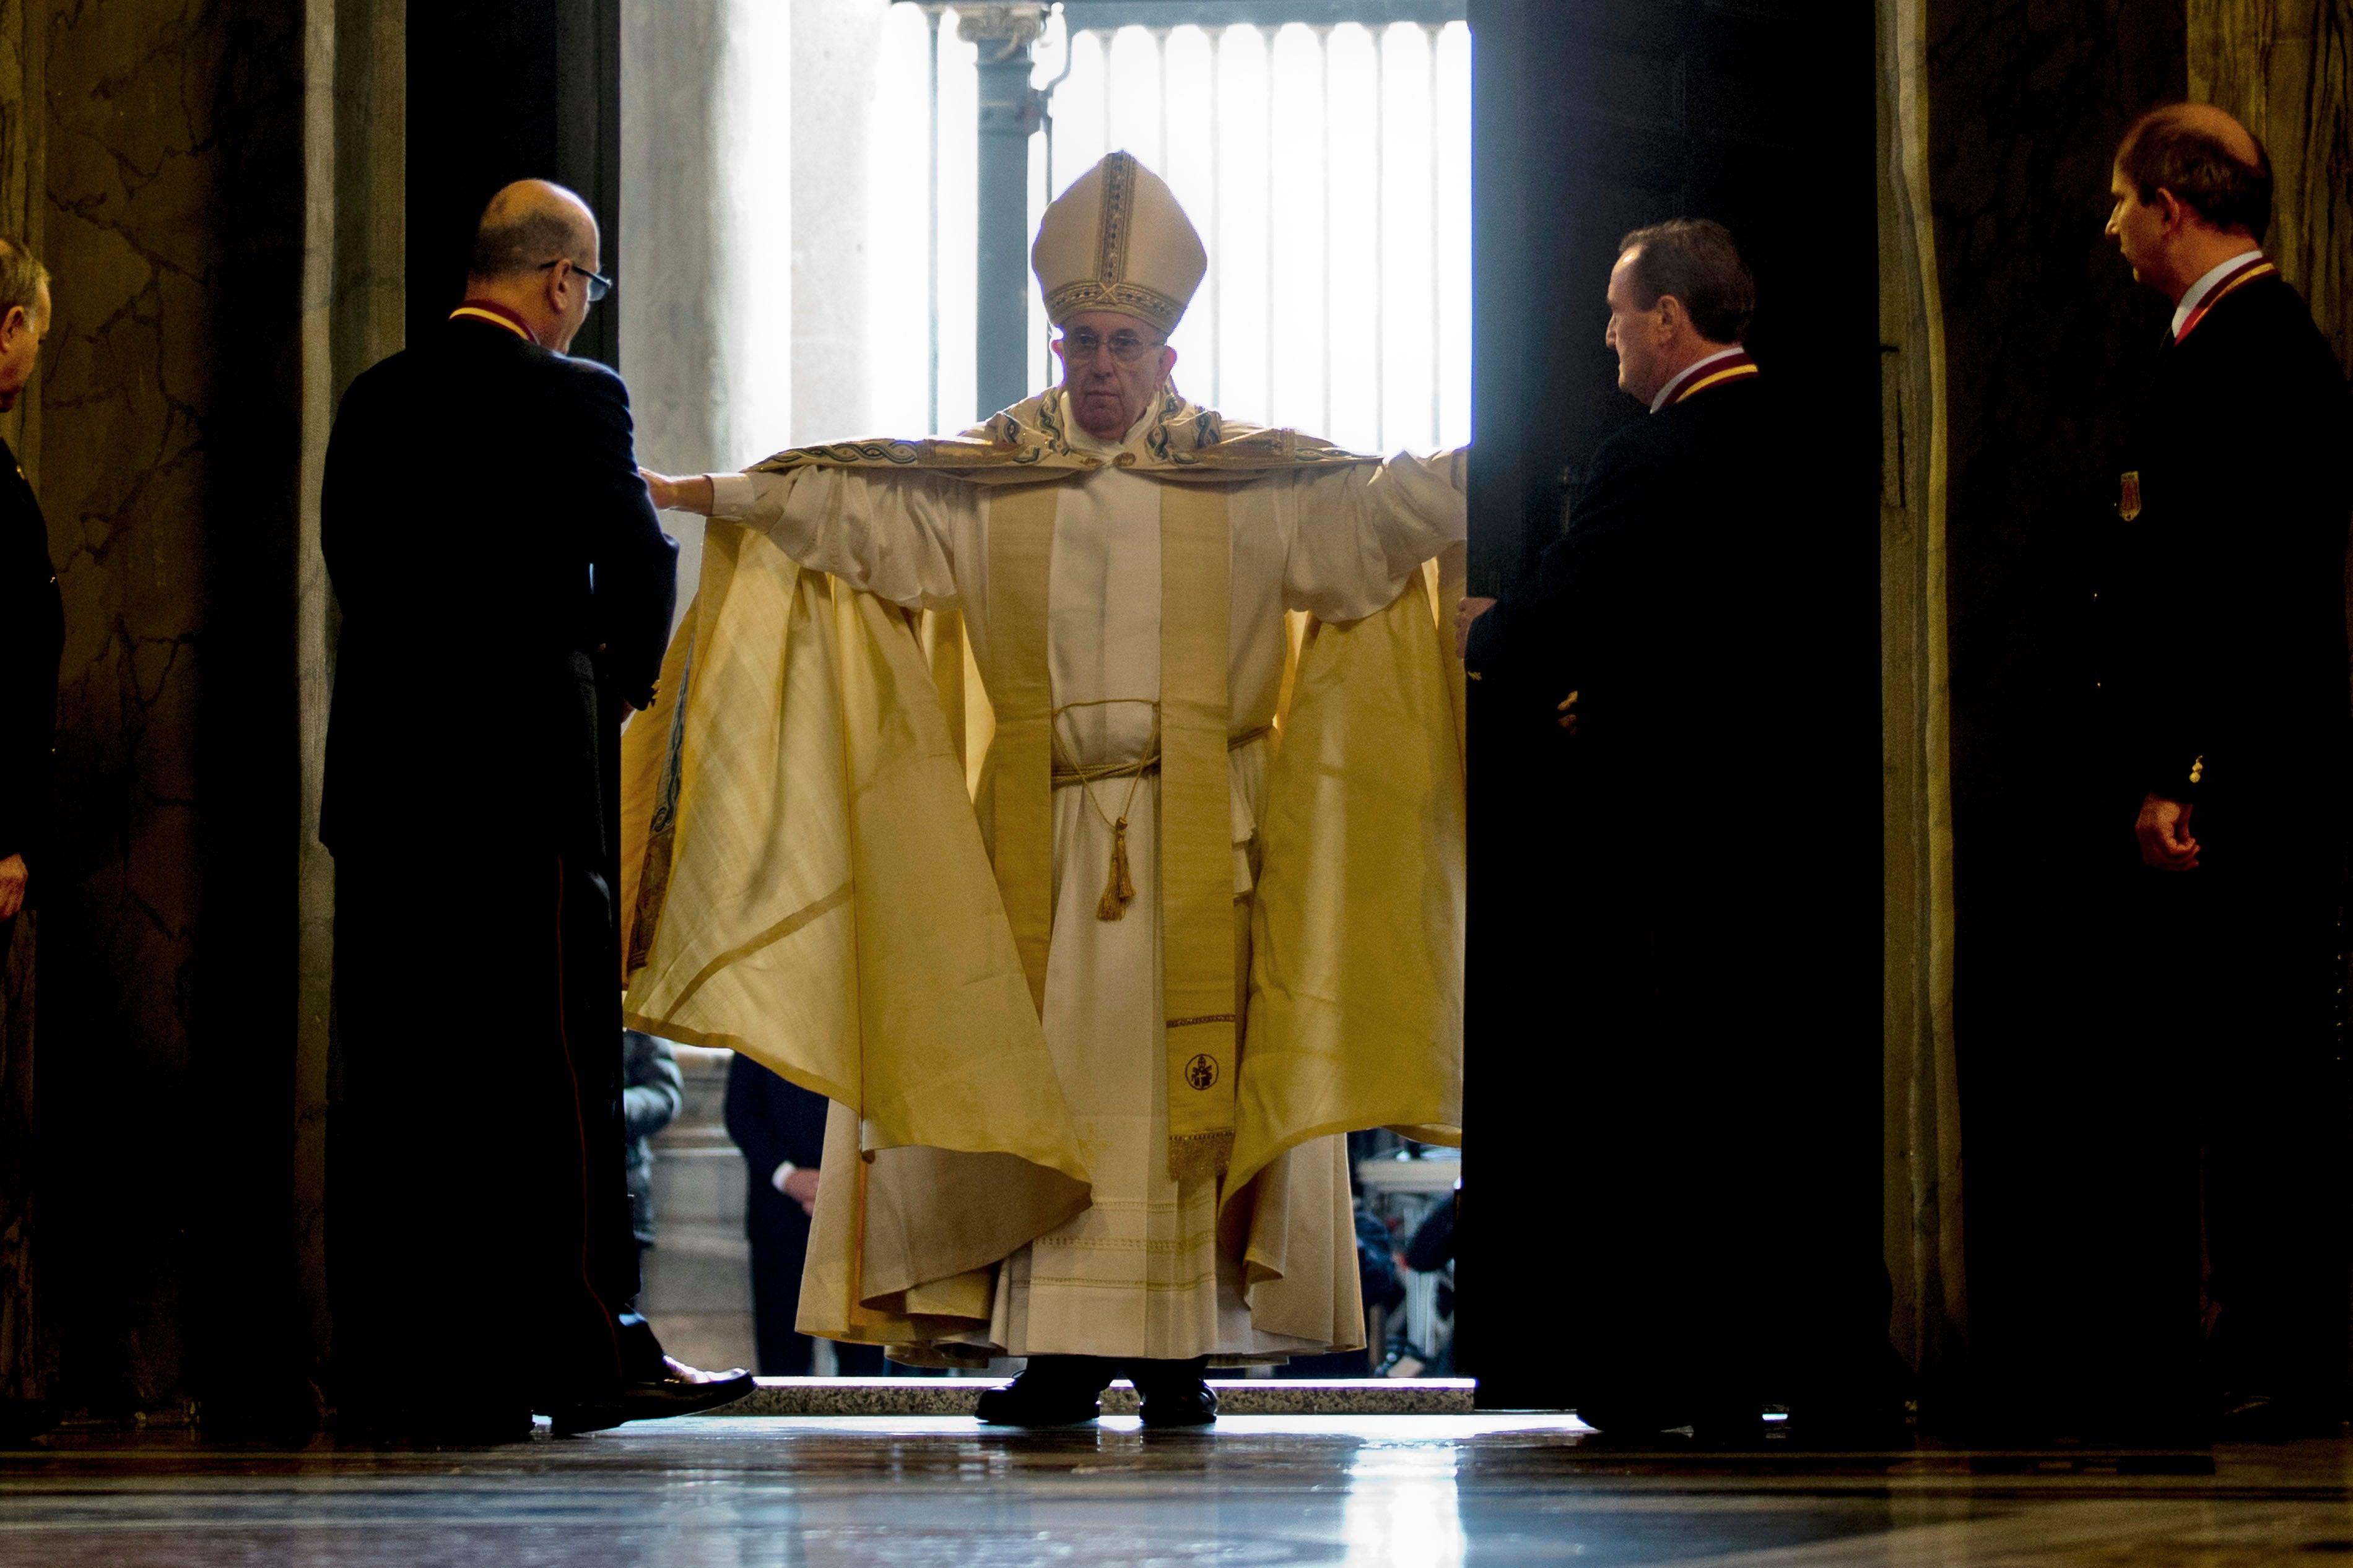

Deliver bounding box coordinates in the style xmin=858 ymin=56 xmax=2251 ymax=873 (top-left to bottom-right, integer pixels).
xmin=1097 ymin=816 xmax=1137 ymax=920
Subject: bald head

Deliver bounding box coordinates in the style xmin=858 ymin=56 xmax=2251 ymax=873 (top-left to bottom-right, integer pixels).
xmin=468 ymin=180 xmax=599 ymax=286
xmin=2115 ymin=102 xmax=2272 ymax=237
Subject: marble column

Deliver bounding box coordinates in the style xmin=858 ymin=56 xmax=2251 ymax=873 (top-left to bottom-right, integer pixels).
xmin=1877 ymin=0 xmax=1965 ymax=1424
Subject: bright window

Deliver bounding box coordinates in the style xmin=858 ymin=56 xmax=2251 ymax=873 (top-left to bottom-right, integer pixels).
xmin=867 ymin=7 xmax=1472 ymax=452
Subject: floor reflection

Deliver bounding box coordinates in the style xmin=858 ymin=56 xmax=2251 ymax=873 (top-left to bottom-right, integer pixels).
xmin=7 ymin=1416 xmax=2353 ymax=1566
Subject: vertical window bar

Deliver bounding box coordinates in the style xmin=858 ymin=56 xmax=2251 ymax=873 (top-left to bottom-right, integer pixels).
xmin=1208 ymin=26 xmax=1224 ymax=414
xmin=927 ymin=6 xmax=943 ymax=435
xmin=1318 ymin=24 xmax=1333 ymax=438
xmin=1263 ymin=27 xmax=1276 ymax=422
xmin=1374 ymin=25 xmax=1387 ymax=453
xmin=1426 ymin=22 xmax=1442 ymax=448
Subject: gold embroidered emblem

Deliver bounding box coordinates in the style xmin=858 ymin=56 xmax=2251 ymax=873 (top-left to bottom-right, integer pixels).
xmin=1185 ymin=1054 xmax=1218 ymax=1091
xmin=2119 ymin=471 xmax=2142 ymax=522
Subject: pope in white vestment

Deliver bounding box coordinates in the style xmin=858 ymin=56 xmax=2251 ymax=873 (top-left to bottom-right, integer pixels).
xmin=632 ymin=152 xmax=1464 ymax=1423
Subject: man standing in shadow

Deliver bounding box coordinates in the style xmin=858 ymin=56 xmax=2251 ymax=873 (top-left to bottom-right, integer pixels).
xmin=1459 ymin=220 xmax=1899 ymax=1445
xmin=2097 ymin=103 xmax=2353 ymax=1440
xmin=0 ymin=238 xmax=56 ymax=961
xmin=323 ymin=180 xmax=747 ymax=1442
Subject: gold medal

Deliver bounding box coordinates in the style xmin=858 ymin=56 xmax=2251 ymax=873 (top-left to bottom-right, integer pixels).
xmin=2119 ymin=470 xmax=2142 ymax=522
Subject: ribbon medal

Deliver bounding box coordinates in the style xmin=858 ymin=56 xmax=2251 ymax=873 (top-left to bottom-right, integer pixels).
xmin=2119 ymin=470 xmax=2142 ymax=522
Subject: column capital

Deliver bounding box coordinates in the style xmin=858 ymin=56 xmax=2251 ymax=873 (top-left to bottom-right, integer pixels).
xmin=955 ymin=2 xmax=1048 ymax=51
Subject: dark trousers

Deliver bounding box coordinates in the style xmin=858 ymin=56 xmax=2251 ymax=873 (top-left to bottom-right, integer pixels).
xmin=750 ymin=1223 xmax=885 ymax=1375
xmin=331 ymin=846 xmax=643 ymax=1423
xmin=1548 ymin=779 xmax=1894 ymax=1424
xmin=2170 ymin=805 xmax=2352 ymax=1411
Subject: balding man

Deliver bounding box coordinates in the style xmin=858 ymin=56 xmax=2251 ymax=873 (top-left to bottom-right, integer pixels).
xmin=2097 ymin=105 xmax=2353 ymax=1439
xmin=0 ymin=237 xmax=55 ymax=951
xmin=322 ymin=181 xmax=741 ymax=1442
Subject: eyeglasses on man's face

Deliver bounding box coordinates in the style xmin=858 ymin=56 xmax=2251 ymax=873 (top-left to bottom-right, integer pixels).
xmin=538 ymin=258 xmax=612 ymax=304
xmin=1056 ymin=328 xmax=1165 ymax=365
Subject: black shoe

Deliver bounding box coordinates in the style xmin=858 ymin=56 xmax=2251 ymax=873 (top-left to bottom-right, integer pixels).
xmin=1129 ymin=1356 xmax=1217 ymax=1429
xmin=546 ymin=1356 xmax=755 ymax=1432
xmin=1137 ymin=1381 xmax=1218 ymax=1427
xmin=976 ymin=1356 xmax=1116 ymax=1426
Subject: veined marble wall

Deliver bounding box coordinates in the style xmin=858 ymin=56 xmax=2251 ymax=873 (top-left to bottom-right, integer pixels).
xmin=0 ymin=0 xmax=398 ymax=1427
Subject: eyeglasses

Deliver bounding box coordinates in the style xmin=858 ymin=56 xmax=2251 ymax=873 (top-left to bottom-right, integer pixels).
xmin=537 ymin=259 xmax=613 ymax=304
xmin=1056 ymin=328 xmax=1165 ymax=364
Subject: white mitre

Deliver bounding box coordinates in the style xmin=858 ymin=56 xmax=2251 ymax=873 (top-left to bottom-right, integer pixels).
xmin=1032 ymin=150 xmax=1207 ymax=337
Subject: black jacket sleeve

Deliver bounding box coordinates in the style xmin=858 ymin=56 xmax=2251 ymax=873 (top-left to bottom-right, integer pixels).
xmin=1463 ymin=427 xmax=1671 ymax=720
xmin=562 ymin=365 xmax=677 ymax=709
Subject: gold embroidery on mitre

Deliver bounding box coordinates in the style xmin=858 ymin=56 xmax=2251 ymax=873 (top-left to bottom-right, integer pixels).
xmin=1033 ymin=150 xmax=1206 ymax=337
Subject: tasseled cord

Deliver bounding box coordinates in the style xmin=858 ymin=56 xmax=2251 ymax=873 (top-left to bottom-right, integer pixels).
xmin=1097 ymin=816 xmax=1137 ymax=920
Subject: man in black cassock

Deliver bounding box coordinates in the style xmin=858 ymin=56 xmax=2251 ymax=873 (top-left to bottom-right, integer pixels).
xmin=0 ymin=238 xmax=56 ymax=959
xmin=323 ymin=180 xmax=746 ymax=1441
xmin=1459 ymin=220 xmax=1897 ymax=1444
xmin=2097 ymin=103 xmax=2353 ymax=1440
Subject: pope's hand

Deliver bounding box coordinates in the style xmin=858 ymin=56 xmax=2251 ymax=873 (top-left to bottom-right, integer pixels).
xmin=640 ymin=469 xmax=716 ymax=516
xmin=1455 ymin=596 xmax=1497 ymax=661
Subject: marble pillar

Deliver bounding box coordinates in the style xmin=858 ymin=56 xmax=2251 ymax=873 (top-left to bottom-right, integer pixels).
xmin=1878 ymin=0 xmax=1966 ymax=1422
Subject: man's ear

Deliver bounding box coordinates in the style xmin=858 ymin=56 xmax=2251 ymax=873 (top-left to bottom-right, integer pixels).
xmin=2152 ymin=188 xmax=2187 ymax=233
xmin=1653 ymin=294 xmax=1686 ymax=338
xmin=0 ymin=305 xmax=24 ymax=345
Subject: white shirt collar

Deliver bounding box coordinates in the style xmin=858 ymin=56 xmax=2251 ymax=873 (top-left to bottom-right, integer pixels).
xmin=1649 ymin=345 xmax=1747 ymax=414
xmin=2171 ymin=248 xmax=2265 ymax=339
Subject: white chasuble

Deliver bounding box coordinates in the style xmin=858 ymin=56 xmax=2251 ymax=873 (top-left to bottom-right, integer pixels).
xmin=706 ymin=402 xmax=1464 ymax=1361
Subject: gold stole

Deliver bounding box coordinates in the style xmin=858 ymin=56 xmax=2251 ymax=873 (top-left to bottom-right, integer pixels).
xmin=983 ymin=479 xmax=1239 ymax=1180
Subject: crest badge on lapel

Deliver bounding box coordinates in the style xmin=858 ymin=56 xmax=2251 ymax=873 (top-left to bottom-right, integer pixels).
xmin=2119 ymin=470 xmax=2142 ymax=522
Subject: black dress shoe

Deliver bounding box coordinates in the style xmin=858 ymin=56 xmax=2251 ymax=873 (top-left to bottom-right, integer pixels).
xmin=546 ymin=1356 xmax=755 ymax=1432
xmin=975 ymin=1355 xmax=1116 ymax=1426
xmin=1137 ymin=1381 xmax=1218 ymax=1428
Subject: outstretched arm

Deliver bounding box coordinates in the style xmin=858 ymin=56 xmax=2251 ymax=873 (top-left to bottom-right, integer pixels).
xmin=1283 ymin=447 xmax=1468 ymax=621
xmin=643 ymin=463 xmax=968 ymax=610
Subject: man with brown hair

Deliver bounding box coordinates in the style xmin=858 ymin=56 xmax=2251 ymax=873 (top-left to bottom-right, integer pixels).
xmin=1458 ymin=220 xmax=1897 ymax=1444
xmin=2097 ymin=103 xmax=2353 ymax=1439
xmin=0 ymin=236 xmax=56 ymax=952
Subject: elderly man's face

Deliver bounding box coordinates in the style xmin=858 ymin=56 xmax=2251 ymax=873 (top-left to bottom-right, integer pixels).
xmin=0 ymin=280 xmax=50 ymax=414
xmin=1053 ymin=310 xmax=1176 ymax=439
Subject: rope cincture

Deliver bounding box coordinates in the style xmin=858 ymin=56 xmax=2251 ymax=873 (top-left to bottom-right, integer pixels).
xmin=1046 ymin=700 xmax=1275 ymax=922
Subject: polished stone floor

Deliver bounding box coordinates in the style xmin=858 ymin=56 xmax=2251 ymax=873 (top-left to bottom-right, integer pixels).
xmin=9 ymin=1415 xmax=2353 ymax=1565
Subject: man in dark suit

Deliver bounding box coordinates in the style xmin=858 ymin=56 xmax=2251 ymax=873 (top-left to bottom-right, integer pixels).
xmin=323 ymin=180 xmax=745 ymax=1441
xmin=2097 ymin=103 xmax=2353 ymax=1439
xmin=723 ymin=1053 xmax=887 ymax=1375
xmin=1458 ymin=220 xmax=1895 ymax=1443
xmin=0 ymin=238 xmax=56 ymax=956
